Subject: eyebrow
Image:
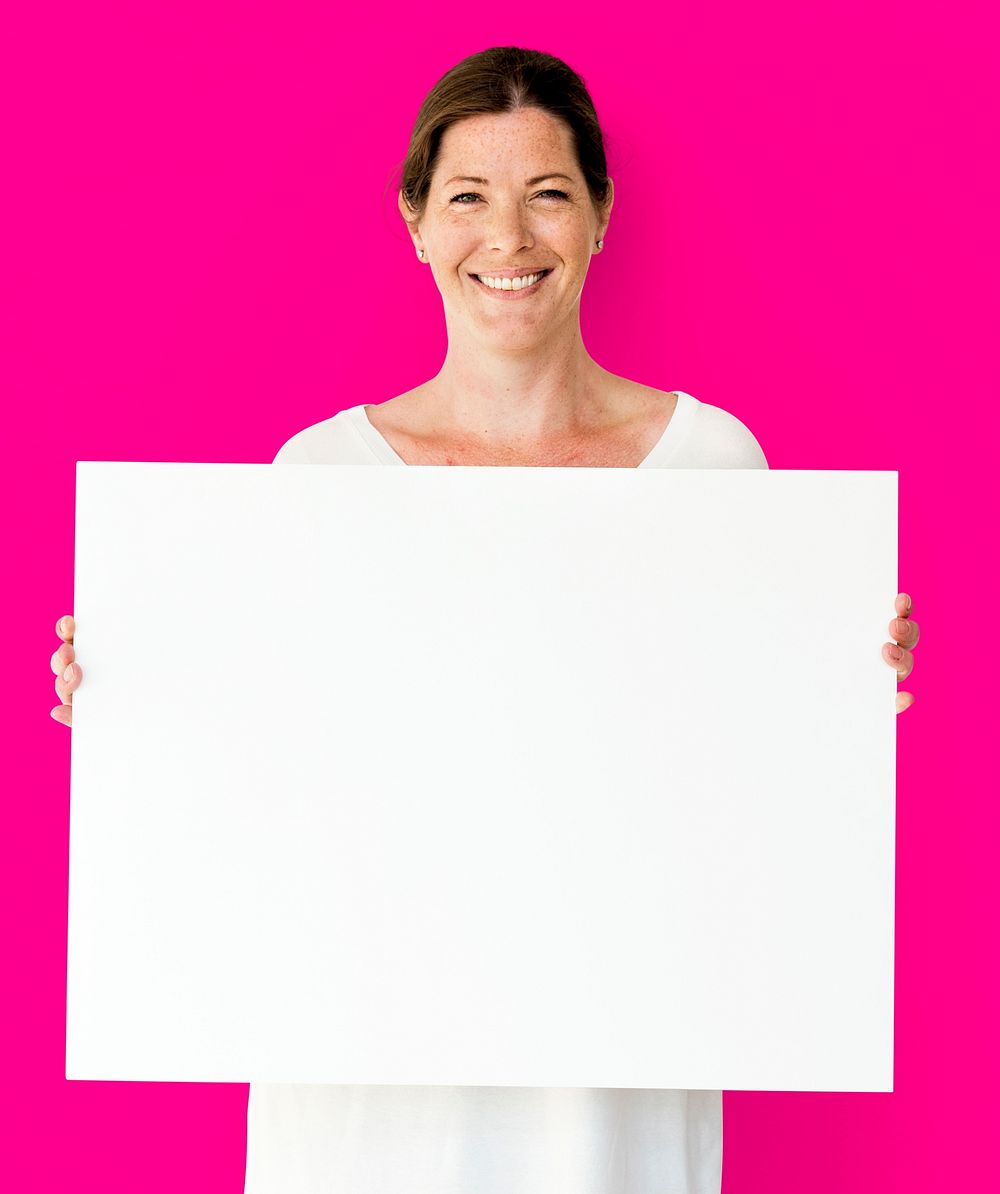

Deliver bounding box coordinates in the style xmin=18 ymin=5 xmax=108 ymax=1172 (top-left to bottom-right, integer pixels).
xmin=444 ymin=173 xmax=575 ymax=187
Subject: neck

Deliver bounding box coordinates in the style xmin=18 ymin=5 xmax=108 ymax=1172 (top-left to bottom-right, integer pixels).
xmin=426 ymin=321 xmax=614 ymax=444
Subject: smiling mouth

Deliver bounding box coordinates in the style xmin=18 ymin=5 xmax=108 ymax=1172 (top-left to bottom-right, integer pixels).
xmin=470 ymin=269 xmax=554 ymax=294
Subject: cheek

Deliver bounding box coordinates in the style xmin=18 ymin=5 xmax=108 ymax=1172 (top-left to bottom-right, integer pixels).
xmin=442 ymin=236 xmax=481 ymax=274
xmin=436 ymin=214 xmax=478 ymax=241
xmin=546 ymin=216 xmax=592 ymax=253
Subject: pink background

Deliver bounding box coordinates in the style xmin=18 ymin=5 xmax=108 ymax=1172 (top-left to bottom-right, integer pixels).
xmin=4 ymin=3 xmax=996 ymax=1190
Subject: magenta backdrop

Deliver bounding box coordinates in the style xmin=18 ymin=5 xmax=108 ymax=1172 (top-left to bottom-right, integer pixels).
xmin=4 ymin=3 xmax=996 ymax=1191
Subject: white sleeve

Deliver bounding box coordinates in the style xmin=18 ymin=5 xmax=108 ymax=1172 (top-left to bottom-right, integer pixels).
xmin=694 ymin=402 xmax=769 ymax=469
xmin=270 ymin=430 xmax=312 ymax=464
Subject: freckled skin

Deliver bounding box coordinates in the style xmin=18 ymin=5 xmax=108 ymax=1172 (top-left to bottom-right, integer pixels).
xmin=393 ymin=106 xmax=647 ymax=455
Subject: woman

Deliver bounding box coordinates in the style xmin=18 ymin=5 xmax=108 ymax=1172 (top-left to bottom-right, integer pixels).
xmin=49 ymin=45 xmax=919 ymax=1194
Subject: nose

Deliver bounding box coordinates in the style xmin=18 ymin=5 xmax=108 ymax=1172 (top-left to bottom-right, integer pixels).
xmin=486 ymin=199 xmax=535 ymax=255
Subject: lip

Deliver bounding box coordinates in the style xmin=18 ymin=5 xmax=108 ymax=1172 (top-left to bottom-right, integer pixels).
xmin=470 ymin=267 xmax=554 ymax=278
xmin=469 ymin=268 xmax=553 ymax=299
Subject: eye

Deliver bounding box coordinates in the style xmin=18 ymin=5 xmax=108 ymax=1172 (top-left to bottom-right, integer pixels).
xmin=448 ymin=189 xmax=570 ymax=205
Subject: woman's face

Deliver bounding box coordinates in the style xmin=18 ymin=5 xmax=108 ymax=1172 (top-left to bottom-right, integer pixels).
xmin=400 ymin=107 xmax=612 ymax=350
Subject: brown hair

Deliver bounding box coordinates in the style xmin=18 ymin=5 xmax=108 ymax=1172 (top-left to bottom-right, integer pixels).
xmin=396 ymin=46 xmax=612 ymax=228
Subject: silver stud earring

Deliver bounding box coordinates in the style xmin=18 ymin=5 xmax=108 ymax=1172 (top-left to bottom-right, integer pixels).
xmin=596 ymin=239 xmax=604 ymax=249
xmin=418 ymin=248 xmax=425 ymax=259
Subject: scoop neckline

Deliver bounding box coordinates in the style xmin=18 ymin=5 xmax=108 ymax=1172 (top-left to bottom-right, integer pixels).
xmin=348 ymin=391 xmax=696 ymax=468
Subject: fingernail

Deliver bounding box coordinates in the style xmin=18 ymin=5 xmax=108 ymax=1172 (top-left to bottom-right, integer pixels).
xmin=58 ymin=617 xmax=68 ymax=635
xmin=893 ymin=618 xmax=907 ymax=637
xmin=887 ymin=645 xmax=903 ymax=661
xmin=904 ymin=595 xmax=912 ymax=613
xmin=63 ymin=664 xmax=75 ymax=682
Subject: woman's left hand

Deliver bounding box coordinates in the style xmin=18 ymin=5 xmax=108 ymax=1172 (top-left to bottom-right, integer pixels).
xmin=883 ymin=592 xmax=919 ymax=713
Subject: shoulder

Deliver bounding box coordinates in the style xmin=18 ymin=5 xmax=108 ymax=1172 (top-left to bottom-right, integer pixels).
xmin=271 ymin=406 xmax=372 ymax=464
xmin=613 ymin=374 xmax=769 ymax=469
xmin=684 ymin=395 xmax=769 ymax=468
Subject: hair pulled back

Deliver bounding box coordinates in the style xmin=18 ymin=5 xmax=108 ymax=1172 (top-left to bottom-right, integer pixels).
xmin=397 ymin=46 xmax=612 ymax=227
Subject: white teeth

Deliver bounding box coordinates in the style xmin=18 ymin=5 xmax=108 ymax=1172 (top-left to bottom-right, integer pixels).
xmin=476 ymin=271 xmax=546 ymax=290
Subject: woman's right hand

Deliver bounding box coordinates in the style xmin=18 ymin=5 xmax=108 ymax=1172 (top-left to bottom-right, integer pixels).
xmin=51 ymin=614 xmax=81 ymax=727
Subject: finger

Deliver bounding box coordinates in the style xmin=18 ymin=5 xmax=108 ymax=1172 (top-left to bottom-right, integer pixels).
xmin=888 ymin=616 xmax=920 ymax=650
xmin=882 ymin=642 xmax=914 ymax=681
xmin=55 ymin=663 xmax=80 ymax=703
xmin=896 ymin=692 xmax=915 ymax=714
xmin=51 ymin=704 xmax=73 ymax=726
xmin=56 ymin=614 xmax=75 ymax=643
xmin=895 ymin=593 xmax=912 ymax=619
xmin=51 ymin=641 xmax=76 ymax=675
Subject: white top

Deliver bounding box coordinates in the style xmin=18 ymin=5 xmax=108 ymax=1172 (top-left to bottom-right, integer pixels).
xmin=248 ymin=391 xmax=768 ymax=1194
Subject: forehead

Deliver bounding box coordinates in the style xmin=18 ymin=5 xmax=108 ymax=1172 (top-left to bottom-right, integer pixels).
xmin=435 ymin=109 xmax=577 ymax=177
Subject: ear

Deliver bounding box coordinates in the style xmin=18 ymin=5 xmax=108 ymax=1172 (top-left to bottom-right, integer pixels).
xmin=398 ymin=190 xmax=423 ymax=257
xmin=599 ymin=177 xmax=615 ymax=240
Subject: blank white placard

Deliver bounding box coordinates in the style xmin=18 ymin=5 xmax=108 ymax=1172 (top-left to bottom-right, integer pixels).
xmin=66 ymin=463 xmax=897 ymax=1091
